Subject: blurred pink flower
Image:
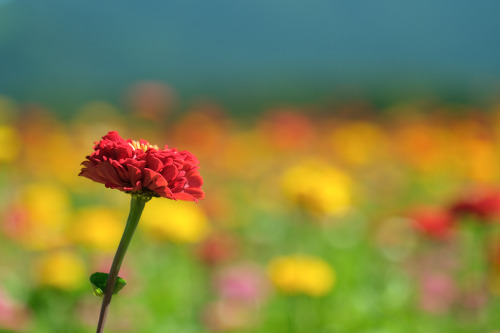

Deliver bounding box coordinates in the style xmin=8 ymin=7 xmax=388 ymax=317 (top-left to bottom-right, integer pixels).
xmin=0 ymin=289 xmax=30 ymax=331
xmin=213 ymin=263 xmax=269 ymax=305
xmin=418 ymin=273 xmax=457 ymax=314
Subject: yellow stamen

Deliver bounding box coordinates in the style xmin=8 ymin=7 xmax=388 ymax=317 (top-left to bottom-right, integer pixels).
xmin=129 ymin=140 xmax=159 ymax=151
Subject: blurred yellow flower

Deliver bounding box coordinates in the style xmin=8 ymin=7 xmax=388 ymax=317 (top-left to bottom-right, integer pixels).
xmin=268 ymin=255 xmax=335 ymax=297
xmin=36 ymin=251 xmax=86 ymax=290
xmin=281 ymin=160 xmax=352 ymax=216
xmin=5 ymin=183 xmax=71 ymax=250
xmin=329 ymin=121 xmax=388 ymax=166
xmin=20 ymin=113 xmax=83 ymax=185
xmin=140 ymin=199 xmax=210 ymax=243
xmin=21 ymin=183 xmax=70 ymax=228
xmin=0 ymin=125 xmax=21 ymax=163
xmin=69 ymin=207 xmax=124 ymax=252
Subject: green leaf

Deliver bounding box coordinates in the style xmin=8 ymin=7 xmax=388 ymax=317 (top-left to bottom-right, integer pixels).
xmin=89 ymin=272 xmax=127 ymax=297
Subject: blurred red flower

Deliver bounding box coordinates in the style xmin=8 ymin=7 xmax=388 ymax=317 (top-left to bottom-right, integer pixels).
xmin=258 ymin=109 xmax=316 ymax=151
xmin=450 ymin=189 xmax=500 ymax=221
xmin=196 ymin=233 xmax=239 ymax=266
xmin=410 ymin=208 xmax=455 ymax=240
xmin=79 ymin=131 xmax=204 ymax=201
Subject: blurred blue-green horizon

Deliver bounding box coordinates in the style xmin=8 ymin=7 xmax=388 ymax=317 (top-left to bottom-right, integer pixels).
xmin=1 ymin=0 xmax=500 ymax=114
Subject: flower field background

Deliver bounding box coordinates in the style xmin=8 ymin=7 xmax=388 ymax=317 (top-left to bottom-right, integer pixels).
xmin=2 ymin=91 xmax=500 ymax=332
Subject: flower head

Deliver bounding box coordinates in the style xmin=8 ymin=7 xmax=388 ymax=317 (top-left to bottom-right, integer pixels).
xmin=79 ymin=131 xmax=204 ymax=201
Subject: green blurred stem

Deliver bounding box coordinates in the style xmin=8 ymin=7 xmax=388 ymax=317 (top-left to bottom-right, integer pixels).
xmin=287 ymin=295 xmax=298 ymax=333
xmin=95 ymin=195 xmax=147 ymax=333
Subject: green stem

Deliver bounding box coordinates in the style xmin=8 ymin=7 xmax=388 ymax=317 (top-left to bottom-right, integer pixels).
xmin=95 ymin=195 xmax=148 ymax=333
xmin=287 ymin=295 xmax=297 ymax=333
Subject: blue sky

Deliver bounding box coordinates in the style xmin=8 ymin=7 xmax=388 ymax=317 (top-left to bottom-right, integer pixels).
xmin=1 ymin=0 xmax=499 ymax=111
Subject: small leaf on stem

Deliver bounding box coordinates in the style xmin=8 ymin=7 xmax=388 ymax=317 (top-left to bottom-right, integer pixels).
xmin=90 ymin=272 xmax=127 ymax=297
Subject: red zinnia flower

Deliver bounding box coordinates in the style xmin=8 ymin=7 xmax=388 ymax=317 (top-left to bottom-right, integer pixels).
xmin=79 ymin=131 xmax=204 ymax=201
